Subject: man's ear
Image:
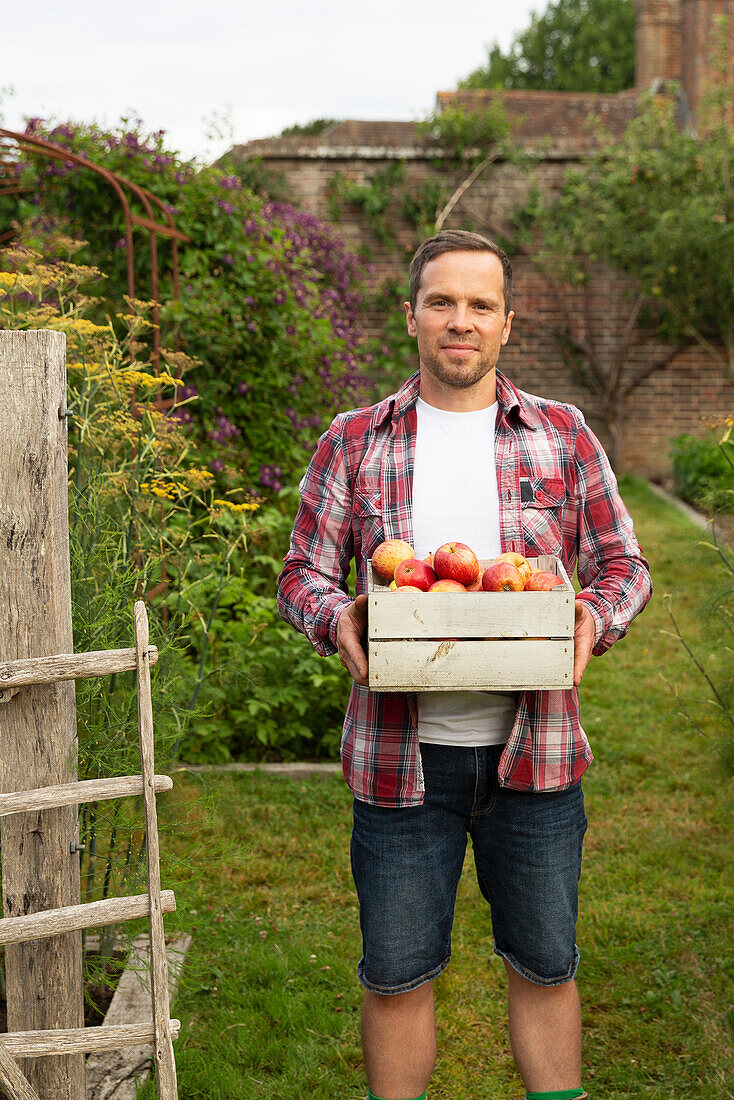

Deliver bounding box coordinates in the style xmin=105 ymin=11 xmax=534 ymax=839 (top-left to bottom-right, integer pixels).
xmin=404 ymin=301 xmax=417 ymax=337
xmin=501 ymin=310 xmax=514 ymax=346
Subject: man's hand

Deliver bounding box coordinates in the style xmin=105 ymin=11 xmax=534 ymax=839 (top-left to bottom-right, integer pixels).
xmin=336 ymin=594 xmax=369 ymax=687
xmin=573 ymin=600 xmax=596 ymax=687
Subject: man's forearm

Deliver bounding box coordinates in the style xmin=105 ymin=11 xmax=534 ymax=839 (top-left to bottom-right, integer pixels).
xmin=276 ymin=562 xmax=353 ymax=657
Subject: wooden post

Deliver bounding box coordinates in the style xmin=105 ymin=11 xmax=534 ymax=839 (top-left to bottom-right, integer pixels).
xmin=0 ymin=1047 xmax=42 ymax=1100
xmin=134 ymin=602 xmax=178 ymax=1098
xmin=0 ymin=331 xmax=85 ymax=1097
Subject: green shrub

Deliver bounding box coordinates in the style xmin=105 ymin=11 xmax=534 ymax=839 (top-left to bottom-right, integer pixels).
xmin=670 ymin=432 xmax=734 ymax=514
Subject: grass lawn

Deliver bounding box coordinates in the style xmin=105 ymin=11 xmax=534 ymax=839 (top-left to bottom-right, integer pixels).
xmin=142 ymin=478 xmax=733 ymax=1099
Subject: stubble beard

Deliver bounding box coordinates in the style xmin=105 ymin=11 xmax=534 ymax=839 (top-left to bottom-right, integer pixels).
xmin=421 ymin=343 xmax=497 ymax=390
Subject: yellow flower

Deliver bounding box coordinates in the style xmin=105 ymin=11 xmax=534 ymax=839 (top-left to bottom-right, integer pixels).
xmin=212 ymin=499 xmax=260 ymax=513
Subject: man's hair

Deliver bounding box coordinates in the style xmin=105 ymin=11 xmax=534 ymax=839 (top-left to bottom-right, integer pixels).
xmin=408 ymin=230 xmax=513 ymax=316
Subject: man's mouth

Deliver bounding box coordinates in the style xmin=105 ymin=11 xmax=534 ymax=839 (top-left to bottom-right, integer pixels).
xmin=441 ymin=344 xmax=478 ymax=354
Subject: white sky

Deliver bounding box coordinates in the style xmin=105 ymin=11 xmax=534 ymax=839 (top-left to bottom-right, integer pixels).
xmin=1 ymin=0 xmax=541 ymax=162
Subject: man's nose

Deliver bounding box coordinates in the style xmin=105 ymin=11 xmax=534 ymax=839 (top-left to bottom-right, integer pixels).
xmin=447 ymin=304 xmax=473 ymax=331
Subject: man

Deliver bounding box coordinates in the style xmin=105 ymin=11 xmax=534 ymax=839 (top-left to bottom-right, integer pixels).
xmin=277 ymin=230 xmax=652 ymax=1100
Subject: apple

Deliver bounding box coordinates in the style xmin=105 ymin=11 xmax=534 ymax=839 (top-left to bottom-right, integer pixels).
xmin=428 ymin=578 xmax=467 ymax=592
xmin=481 ymin=562 xmax=525 ymax=592
xmin=466 ymin=569 xmax=485 ymax=592
xmin=392 ymin=584 xmax=424 ymax=593
xmin=433 ymin=542 xmax=479 ymax=586
xmin=394 ymin=558 xmax=438 ymax=591
xmin=423 ymin=552 xmax=435 ymax=567
xmin=372 ymin=539 xmax=414 ymax=581
xmin=524 ymin=571 xmax=565 ymax=591
xmin=492 ymin=552 xmax=532 ymax=584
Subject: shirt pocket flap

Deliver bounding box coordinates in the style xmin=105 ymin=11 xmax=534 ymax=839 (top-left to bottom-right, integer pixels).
xmin=353 ymin=487 xmax=382 ymax=517
xmin=521 ymin=477 xmax=566 ymax=509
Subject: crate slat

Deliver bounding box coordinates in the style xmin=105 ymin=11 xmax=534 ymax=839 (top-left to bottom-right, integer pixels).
xmin=369 ymin=590 xmax=573 ymax=640
xmin=369 ymin=639 xmax=573 ymax=692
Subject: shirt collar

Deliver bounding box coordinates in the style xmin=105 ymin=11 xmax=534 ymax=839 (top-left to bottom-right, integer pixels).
xmin=372 ymin=369 xmax=541 ymax=430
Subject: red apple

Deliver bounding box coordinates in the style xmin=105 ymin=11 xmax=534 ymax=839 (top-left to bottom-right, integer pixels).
xmin=492 ymin=552 xmax=532 ymax=584
xmin=481 ymin=562 xmax=525 ymax=592
xmin=394 ymin=558 xmax=438 ymax=591
xmin=423 ymin=552 xmax=435 ymax=567
xmin=524 ymin=571 xmax=565 ymax=591
xmin=466 ymin=569 xmax=486 ymax=592
xmin=392 ymin=584 xmax=424 ymax=593
xmin=372 ymin=539 xmax=414 ymax=581
xmin=428 ymin=578 xmax=467 ymax=592
xmin=433 ymin=542 xmax=479 ymax=586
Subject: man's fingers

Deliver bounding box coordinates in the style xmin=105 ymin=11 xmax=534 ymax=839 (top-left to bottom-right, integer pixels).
xmin=337 ymin=596 xmax=369 ymax=685
xmin=573 ymin=601 xmax=595 ymax=687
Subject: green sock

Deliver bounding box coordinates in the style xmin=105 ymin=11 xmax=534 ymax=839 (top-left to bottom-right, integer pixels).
xmin=367 ymin=1092 xmax=427 ymax=1100
xmin=525 ymin=1089 xmax=585 ymax=1100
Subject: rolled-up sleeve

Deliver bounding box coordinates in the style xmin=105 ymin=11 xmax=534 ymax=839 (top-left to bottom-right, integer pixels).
xmin=573 ymin=416 xmax=652 ymax=655
xmin=276 ymin=415 xmax=355 ymax=656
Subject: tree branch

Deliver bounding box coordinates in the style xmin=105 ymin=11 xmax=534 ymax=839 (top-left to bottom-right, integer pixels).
xmin=621 ymin=344 xmax=682 ymax=396
xmin=435 ymin=150 xmax=500 ymax=231
xmin=612 ymin=293 xmax=645 ymax=393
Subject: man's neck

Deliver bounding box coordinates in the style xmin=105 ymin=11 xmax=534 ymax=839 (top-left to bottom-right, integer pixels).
xmin=418 ymin=369 xmax=497 ymax=412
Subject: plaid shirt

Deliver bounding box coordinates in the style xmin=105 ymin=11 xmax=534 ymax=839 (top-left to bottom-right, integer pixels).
xmin=277 ymin=370 xmax=652 ymax=807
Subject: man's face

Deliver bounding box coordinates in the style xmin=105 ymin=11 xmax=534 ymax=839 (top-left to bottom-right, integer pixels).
xmin=404 ymin=250 xmax=513 ymax=392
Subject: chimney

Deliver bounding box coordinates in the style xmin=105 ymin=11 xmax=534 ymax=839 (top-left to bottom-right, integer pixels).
xmin=635 ymin=0 xmax=682 ymax=90
xmin=681 ymin=0 xmax=734 ymax=123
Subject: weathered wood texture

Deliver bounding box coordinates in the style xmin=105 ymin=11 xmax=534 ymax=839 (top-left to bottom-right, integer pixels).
xmin=367 ymin=556 xmax=575 ymax=691
xmin=369 ymin=638 xmax=573 ymax=691
xmin=0 ymin=891 xmax=176 ymax=946
xmin=0 ymin=1046 xmax=42 ymax=1100
xmin=0 ymin=774 xmax=173 ymax=817
xmin=0 ymin=645 xmax=159 ymax=689
xmin=86 ymin=934 xmax=192 ymax=1100
xmin=0 ymin=330 xmax=85 ymax=1096
xmin=0 ymin=1022 xmax=181 ymax=1059
xmin=134 ymin=602 xmax=178 ymax=1098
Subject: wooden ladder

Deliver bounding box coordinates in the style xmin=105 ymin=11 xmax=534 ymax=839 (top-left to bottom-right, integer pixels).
xmin=0 ymin=601 xmax=179 ymax=1100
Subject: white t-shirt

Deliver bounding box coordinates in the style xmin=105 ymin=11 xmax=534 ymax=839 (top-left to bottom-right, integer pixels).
xmin=412 ymin=397 xmax=516 ymax=747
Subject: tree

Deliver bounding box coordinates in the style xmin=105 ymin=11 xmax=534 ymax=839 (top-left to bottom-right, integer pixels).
xmin=529 ymin=85 xmax=734 ymax=467
xmin=460 ymin=0 xmax=635 ymax=94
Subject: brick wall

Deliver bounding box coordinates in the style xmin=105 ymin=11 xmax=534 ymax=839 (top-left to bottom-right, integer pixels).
xmin=242 ymin=146 xmax=733 ymax=478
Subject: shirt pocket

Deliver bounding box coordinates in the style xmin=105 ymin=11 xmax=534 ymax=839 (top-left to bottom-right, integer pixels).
xmin=520 ymin=476 xmax=566 ymax=557
xmin=352 ymin=486 xmax=385 ymax=562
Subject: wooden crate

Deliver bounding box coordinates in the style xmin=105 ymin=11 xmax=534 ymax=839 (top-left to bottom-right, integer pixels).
xmin=367 ymin=555 xmax=574 ymax=692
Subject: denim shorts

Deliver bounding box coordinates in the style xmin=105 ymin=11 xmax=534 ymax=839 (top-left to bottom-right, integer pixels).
xmin=350 ymin=741 xmax=587 ymax=994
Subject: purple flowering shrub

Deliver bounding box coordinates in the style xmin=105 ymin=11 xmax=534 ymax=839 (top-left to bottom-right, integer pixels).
xmin=10 ymin=117 xmax=378 ymax=501
xmin=5 ymin=116 xmax=379 ymax=761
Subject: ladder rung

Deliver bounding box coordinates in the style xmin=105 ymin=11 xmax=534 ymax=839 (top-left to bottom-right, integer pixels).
xmin=0 ymin=1020 xmax=180 ymax=1058
xmin=0 ymin=775 xmax=173 ymax=817
xmin=0 ymin=890 xmax=175 ymax=946
xmin=0 ymin=646 xmax=159 ymax=689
